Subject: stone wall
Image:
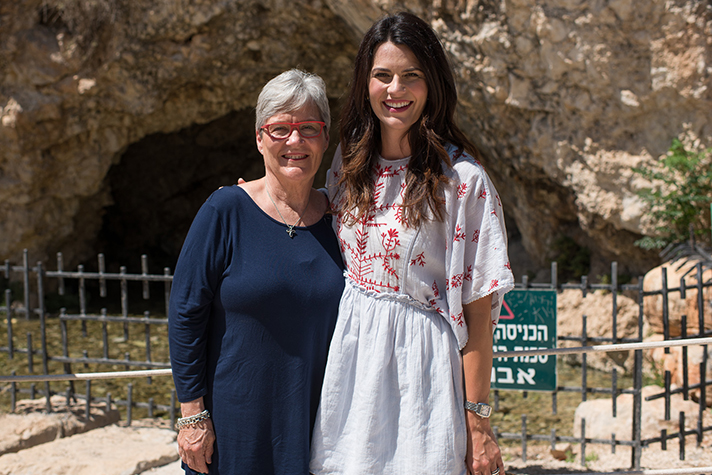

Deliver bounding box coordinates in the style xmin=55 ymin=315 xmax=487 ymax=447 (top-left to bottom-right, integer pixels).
xmin=1 ymin=0 xmax=710 ymax=276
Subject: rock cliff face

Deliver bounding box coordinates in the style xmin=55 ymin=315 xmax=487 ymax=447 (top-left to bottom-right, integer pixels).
xmin=1 ymin=0 xmax=710 ymax=276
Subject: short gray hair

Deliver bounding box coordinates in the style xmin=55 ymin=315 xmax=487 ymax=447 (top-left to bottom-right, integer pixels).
xmin=255 ymin=69 xmax=331 ymax=132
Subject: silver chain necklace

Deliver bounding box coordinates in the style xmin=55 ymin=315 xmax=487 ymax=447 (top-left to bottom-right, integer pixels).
xmin=265 ymin=186 xmax=311 ymax=238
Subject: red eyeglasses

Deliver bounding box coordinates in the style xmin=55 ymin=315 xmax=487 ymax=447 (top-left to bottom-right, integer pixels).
xmin=259 ymin=121 xmax=326 ymax=140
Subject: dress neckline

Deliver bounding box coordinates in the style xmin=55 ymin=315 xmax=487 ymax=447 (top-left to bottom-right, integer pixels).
xmin=234 ymin=185 xmax=325 ymax=230
xmin=378 ymin=153 xmax=410 ymax=163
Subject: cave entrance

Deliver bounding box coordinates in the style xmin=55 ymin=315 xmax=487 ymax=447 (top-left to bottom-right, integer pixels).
xmin=96 ymin=105 xmax=338 ymax=274
xmin=97 ymin=108 xmax=263 ymax=273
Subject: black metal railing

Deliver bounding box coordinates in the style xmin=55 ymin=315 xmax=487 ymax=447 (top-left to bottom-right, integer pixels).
xmin=1 ymin=250 xmax=710 ymax=469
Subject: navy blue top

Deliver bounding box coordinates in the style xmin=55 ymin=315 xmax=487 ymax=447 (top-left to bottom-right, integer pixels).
xmin=169 ymin=185 xmax=345 ymax=475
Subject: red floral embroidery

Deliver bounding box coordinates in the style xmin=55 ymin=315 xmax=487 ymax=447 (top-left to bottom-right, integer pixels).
xmin=411 ymin=252 xmax=426 ymax=267
xmin=472 ymin=229 xmax=480 ymax=243
xmin=464 ymin=265 xmax=473 ymax=282
xmin=373 ymin=180 xmax=385 ymax=203
xmin=488 ymin=279 xmax=499 ymax=292
xmin=478 ymin=189 xmax=487 ymax=199
xmin=495 ymin=194 xmax=501 ymax=207
xmin=451 ymin=266 xmax=472 ymax=290
xmin=375 ymin=163 xmax=407 ymax=178
xmin=457 ymin=183 xmax=467 ymax=199
xmin=451 ymin=312 xmax=464 ymax=327
xmin=395 ymin=205 xmax=406 ymax=225
xmin=429 ymin=299 xmax=445 ymax=315
xmin=432 ymin=280 xmax=440 ymax=298
xmin=453 ymin=224 xmax=466 ymax=242
xmin=505 ymin=262 xmax=511 ymax=270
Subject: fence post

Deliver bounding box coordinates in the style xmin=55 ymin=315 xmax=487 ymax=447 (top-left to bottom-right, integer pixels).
xmin=581 ymin=315 xmax=587 ymax=402
xmin=632 ymin=275 xmax=645 ymax=469
xmin=580 ymin=418 xmax=586 ymax=466
xmin=682 ymin=315 xmax=689 ymax=400
xmin=611 ymin=261 xmax=618 ymax=342
xmin=662 ymin=267 xmax=670 ymax=353
xmin=679 ymin=411 xmax=685 ymax=460
xmin=37 ymin=262 xmax=48 ymax=376
xmin=22 ymin=250 xmax=30 ymax=320
xmin=521 ymin=414 xmax=527 ymax=463
xmin=699 ymin=361 xmax=707 ymax=447
xmin=696 ymin=263 xmax=704 ymax=336
xmin=5 ymin=289 xmax=13 ymax=358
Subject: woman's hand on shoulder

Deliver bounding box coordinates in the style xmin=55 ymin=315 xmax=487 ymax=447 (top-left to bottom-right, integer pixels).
xmin=466 ymin=412 xmax=504 ymax=475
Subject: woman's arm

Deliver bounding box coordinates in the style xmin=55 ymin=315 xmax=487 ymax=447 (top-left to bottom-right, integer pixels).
xmin=177 ymin=397 xmax=216 ymax=474
xmin=462 ymin=294 xmax=504 ymax=475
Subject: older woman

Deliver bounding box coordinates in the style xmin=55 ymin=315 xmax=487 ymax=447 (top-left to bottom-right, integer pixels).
xmin=169 ymin=69 xmax=344 ymax=475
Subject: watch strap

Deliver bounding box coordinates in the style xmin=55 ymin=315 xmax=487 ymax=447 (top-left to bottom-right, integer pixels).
xmin=464 ymin=400 xmax=492 ymax=418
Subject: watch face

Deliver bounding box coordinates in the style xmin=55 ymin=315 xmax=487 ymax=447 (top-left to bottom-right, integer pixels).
xmin=478 ymin=404 xmax=492 ymax=417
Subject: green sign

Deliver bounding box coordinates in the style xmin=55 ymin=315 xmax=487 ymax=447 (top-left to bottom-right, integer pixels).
xmin=491 ymin=290 xmax=557 ymax=391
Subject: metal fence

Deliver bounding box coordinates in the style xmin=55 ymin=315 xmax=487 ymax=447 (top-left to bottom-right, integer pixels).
xmin=1 ymin=250 xmax=176 ymax=425
xmin=1 ymin=248 xmax=711 ymax=470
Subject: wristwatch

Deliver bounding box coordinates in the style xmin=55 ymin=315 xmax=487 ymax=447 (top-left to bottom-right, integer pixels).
xmin=464 ymin=401 xmax=492 ymax=418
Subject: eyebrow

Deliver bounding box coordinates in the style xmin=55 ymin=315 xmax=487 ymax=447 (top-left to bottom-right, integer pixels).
xmin=371 ymin=66 xmax=424 ymax=73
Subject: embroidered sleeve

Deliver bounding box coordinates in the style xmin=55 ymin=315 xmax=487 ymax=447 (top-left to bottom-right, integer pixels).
xmin=444 ymin=153 xmax=514 ymax=347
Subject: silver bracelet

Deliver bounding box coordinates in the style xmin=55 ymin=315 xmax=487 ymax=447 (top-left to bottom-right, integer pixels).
xmin=175 ymin=409 xmax=211 ymax=430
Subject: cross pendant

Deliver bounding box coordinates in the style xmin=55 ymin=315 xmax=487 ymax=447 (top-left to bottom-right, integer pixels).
xmin=286 ymin=227 xmax=296 ymax=238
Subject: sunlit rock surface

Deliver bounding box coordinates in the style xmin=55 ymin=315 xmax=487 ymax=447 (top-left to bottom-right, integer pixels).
xmin=1 ymin=0 xmax=710 ymax=276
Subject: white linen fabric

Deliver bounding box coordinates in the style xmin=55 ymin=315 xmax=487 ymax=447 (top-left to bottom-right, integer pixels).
xmin=310 ymin=144 xmax=515 ymax=474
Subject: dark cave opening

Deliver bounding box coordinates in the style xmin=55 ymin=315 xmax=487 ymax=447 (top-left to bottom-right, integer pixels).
xmin=95 ymin=106 xmax=338 ymax=274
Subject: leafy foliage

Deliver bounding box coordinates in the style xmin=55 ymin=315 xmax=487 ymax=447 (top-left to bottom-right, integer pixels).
xmin=633 ymin=138 xmax=712 ymax=250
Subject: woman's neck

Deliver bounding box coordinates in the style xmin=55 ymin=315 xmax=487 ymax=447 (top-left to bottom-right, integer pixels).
xmin=263 ymin=175 xmax=313 ymax=212
xmin=379 ymin=127 xmax=411 ymax=160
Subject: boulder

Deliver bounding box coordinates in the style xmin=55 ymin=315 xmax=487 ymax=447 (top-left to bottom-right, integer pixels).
xmin=0 ymin=424 xmax=177 ymax=475
xmin=647 ymin=334 xmax=712 ymax=407
xmin=573 ymin=385 xmax=705 ymax=441
xmin=643 ymin=259 xmax=712 ymax=337
xmin=557 ymin=289 xmax=642 ymax=373
xmin=0 ymin=395 xmax=120 ymax=456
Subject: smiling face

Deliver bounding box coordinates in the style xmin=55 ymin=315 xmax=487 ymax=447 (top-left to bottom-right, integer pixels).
xmin=368 ymin=41 xmax=428 ymax=151
xmin=256 ymin=101 xmax=329 ymax=186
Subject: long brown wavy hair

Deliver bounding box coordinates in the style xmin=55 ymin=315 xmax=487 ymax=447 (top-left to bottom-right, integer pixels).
xmin=336 ymin=11 xmax=481 ymax=227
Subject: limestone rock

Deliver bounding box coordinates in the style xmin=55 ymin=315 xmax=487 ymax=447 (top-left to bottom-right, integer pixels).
xmin=556 ymin=289 xmax=642 ymax=372
xmin=573 ymin=385 xmax=706 ymax=441
xmin=1 ymin=0 xmax=710 ymax=275
xmin=0 ymin=395 xmax=120 ymax=456
xmin=0 ymin=424 xmax=177 ymax=475
xmin=140 ymin=459 xmax=182 ymax=474
xmin=643 ymin=259 xmax=712 ymax=337
xmin=647 ymin=333 xmax=712 ymax=407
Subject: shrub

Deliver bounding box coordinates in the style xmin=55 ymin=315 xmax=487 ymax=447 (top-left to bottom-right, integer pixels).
xmin=633 ymin=138 xmax=712 ymax=250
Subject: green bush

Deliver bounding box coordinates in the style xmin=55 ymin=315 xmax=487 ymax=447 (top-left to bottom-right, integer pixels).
xmin=633 ymin=138 xmax=712 ymax=250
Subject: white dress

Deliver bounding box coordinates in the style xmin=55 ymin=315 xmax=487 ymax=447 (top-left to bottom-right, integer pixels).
xmin=310 ymin=144 xmax=515 ymax=475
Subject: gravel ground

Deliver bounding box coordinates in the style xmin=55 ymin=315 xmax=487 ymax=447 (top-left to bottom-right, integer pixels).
xmin=502 ymin=438 xmax=712 ymax=474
